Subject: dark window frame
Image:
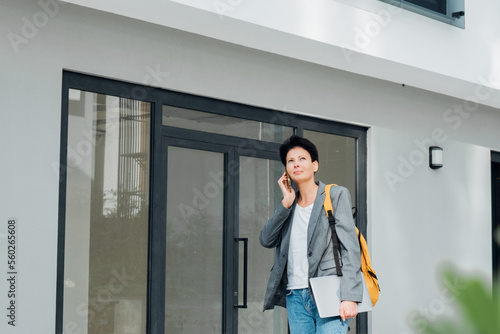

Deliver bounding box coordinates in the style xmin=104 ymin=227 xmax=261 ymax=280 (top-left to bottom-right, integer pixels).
xmin=405 ymin=0 xmax=446 ymax=15
xmin=380 ymin=0 xmax=465 ymax=29
xmin=491 ymin=151 xmax=500 ymax=286
xmin=56 ymin=70 xmax=369 ymax=333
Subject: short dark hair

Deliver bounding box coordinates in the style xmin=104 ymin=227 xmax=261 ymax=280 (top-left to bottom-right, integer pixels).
xmin=279 ymin=135 xmax=319 ymax=166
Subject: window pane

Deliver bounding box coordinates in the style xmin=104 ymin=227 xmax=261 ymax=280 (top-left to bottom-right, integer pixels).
xmin=405 ymin=0 xmax=446 ymax=14
xmin=303 ymin=130 xmax=356 ymax=201
xmin=162 ymin=105 xmax=293 ymax=143
xmin=303 ymin=130 xmax=357 ymax=333
xmin=376 ymin=0 xmax=464 ymax=28
xmin=238 ymin=156 xmax=288 ymax=333
xmin=63 ymin=89 xmax=150 ymax=334
xmin=165 ymin=147 xmax=224 ymax=334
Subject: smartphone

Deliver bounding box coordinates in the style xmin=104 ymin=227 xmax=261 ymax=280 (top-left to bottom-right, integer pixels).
xmin=285 ymin=172 xmax=292 ymax=191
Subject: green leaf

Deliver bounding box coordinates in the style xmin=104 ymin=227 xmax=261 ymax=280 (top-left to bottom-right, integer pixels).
xmin=411 ymin=267 xmax=500 ymax=334
xmin=441 ymin=268 xmax=499 ymax=334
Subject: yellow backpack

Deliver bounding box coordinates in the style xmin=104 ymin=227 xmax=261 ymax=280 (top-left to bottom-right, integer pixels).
xmin=323 ymin=184 xmax=380 ymax=306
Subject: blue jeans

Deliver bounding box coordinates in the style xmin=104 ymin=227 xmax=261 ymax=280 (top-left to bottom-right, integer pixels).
xmin=286 ymin=288 xmax=349 ymax=334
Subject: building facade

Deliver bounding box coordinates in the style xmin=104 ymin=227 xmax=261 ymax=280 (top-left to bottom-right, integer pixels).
xmin=1 ymin=0 xmax=500 ymax=333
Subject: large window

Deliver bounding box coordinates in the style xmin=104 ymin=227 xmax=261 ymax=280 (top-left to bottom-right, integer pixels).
xmin=405 ymin=0 xmax=446 ymax=15
xmin=162 ymin=106 xmax=293 ymax=143
xmin=337 ymin=0 xmax=465 ymax=28
xmin=382 ymin=0 xmax=465 ymax=28
xmin=57 ymin=71 xmax=368 ymax=333
xmin=61 ymin=89 xmax=150 ymax=333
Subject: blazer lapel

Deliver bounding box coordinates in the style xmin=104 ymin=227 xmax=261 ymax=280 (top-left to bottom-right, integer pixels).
xmin=307 ymin=181 xmax=326 ymax=246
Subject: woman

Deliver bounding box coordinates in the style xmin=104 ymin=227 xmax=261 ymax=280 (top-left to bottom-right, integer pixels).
xmin=260 ymin=135 xmax=363 ymax=333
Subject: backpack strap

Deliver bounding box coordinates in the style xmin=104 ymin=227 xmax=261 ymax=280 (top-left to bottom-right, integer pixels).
xmin=323 ymin=184 xmax=343 ymax=277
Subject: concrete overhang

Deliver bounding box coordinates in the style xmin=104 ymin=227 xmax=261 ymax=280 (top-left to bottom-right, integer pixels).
xmin=62 ymin=0 xmax=500 ymax=110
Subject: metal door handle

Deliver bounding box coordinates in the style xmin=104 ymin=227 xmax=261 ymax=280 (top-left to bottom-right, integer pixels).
xmin=235 ymin=237 xmax=248 ymax=308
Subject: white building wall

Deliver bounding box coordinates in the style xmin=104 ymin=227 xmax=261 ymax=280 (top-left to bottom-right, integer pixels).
xmin=0 ymin=0 xmax=499 ymax=333
xmin=61 ymin=0 xmax=500 ymax=109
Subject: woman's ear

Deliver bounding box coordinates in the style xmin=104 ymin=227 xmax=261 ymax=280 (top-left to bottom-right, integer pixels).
xmin=313 ymin=161 xmax=319 ymax=173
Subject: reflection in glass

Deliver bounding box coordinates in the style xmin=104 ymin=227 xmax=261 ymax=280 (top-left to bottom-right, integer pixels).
xmin=162 ymin=105 xmax=293 ymax=143
xmin=63 ymin=90 xmax=150 ymax=334
xmin=165 ymin=147 xmax=224 ymax=334
xmin=303 ymin=130 xmax=357 ymax=333
xmin=238 ymin=157 xmax=288 ymax=334
xmin=303 ymin=130 xmax=356 ymax=203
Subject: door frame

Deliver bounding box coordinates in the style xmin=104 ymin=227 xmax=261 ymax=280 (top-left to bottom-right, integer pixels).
xmin=159 ymin=137 xmax=286 ymax=333
xmin=160 ymin=137 xmax=237 ymax=333
xmin=492 ymin=151 xmax=500 ymax=284
xmin=56 ymin=71 xmax=369 ymax=333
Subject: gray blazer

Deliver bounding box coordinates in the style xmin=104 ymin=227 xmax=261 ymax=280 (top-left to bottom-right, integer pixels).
xmin=259 ymin=181 xmax=363 ymax=311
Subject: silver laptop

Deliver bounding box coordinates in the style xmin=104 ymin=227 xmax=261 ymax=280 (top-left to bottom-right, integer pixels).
xmin=309 ymin=272 xmax=373 ymax=318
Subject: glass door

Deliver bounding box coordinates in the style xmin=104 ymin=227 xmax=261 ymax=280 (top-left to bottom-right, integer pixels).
xmin=237 ymin=155 xmax=288 ymax=334
xmin=163 ymin=140 xmax=232 ymax=333
xmin=162 ymin=138 xmax=289 ymax=334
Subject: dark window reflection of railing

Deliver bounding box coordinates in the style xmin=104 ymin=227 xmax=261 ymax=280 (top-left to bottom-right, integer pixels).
xmin=405 ymin=0 xmax=446 ymax=15
xmin=117 ymin=98 xmax=150 ymax=219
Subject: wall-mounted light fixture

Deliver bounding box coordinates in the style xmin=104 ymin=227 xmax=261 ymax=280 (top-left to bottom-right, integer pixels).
xmin=429 ymin=146 xmax=443 ymax=169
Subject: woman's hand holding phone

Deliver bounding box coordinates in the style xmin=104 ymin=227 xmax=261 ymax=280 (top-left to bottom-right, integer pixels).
xmin=279 ymin=172 xmax=295 ymax=209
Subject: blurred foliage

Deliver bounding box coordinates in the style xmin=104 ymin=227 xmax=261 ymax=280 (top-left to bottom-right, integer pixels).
xmin=413 ymin=267 xmax=500 ymax=334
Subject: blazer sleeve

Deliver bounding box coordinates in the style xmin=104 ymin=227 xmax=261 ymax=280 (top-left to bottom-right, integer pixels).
xmin=331 ymin=186 xmax=363 ymax=302
xmin=259 ymin=202 xmax=293 ymax=248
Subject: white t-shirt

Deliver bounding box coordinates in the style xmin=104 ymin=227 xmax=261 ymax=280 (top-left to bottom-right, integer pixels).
xmin=287 ymin=202 xmax=313 ymax=290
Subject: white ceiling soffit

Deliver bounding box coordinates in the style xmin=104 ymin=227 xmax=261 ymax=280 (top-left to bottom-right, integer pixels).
xmin=62 ymin=0 xmax=500 ymax=110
